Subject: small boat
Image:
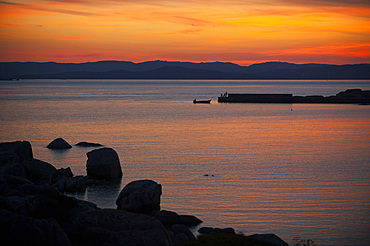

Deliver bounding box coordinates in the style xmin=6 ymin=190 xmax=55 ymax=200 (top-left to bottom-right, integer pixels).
xmin=193 ymin=99 xmax=211 ymax=104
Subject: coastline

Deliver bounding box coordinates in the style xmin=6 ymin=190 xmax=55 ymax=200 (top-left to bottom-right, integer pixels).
xmin=0 ymin=140 xmax=290 ymax=246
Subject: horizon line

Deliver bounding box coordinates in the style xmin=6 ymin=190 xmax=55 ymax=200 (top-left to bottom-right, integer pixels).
xmin=1 ymin=60 xmax=369 ymax=67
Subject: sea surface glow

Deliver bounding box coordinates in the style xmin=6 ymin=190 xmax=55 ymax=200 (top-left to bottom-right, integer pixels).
xmin=0 ymin=79 xmax=369 ymax=245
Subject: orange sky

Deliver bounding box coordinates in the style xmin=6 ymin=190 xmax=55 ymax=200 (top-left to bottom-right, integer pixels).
xmin=0 ymin=0 xmax=369 ymax=65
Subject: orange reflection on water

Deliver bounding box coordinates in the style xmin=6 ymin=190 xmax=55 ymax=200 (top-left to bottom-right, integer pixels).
xmin=1 ymin=96 xmax=369 ymax=245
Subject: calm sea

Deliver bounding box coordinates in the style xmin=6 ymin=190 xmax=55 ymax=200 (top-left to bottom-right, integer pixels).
xmin=0 ymin=79 xmax=369 ymax=245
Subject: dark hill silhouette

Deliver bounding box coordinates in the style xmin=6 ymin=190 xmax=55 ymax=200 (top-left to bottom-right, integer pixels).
xmin=249 ymin=64 xmax=370 ymax=79
xmin=0 ymin=60 xmax=369 ymax=79
xmin=17 ymin=66 xmax=250 ymax=79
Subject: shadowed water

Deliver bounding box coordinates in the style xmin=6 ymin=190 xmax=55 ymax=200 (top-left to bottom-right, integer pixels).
xmin=0 ymin=79 xmax=369 ymax=245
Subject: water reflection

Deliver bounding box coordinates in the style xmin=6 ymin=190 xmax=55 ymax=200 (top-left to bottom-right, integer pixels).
xmin=67 ymin=179 xmax=122 ymax=209
xmin=1 ymin=80 xmax=369 ymax=246
xmin=85 ymin=180 xmax=122 ymax=209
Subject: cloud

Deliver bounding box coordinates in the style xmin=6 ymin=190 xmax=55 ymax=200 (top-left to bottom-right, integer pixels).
xmin=281 ymin=0 xmax=370 ymax=7
xmin=174 ymin=16 xmax=214 ymax=26
xmin=0 ymin=0 xmax=95 ymax=16
xmin=57 ymin=35 xmax=90 ymax=40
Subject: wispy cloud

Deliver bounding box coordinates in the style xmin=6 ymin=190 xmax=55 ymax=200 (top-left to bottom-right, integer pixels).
xmin=173 ymin=16 xmax=214 ymax=26
xmin=1 ymin=0 xmax=369 ymax=64
xmin=281 ymin=0 xmax=370 ymax=7
xmin=53 ymin=53 xmax=102 ymax=59
xmin=57 ymin=35 xmax=91 ymax=40
xmin=0 ymin=0 xmax=95 ymax=16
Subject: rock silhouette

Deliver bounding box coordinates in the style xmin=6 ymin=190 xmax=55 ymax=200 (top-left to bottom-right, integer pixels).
xmin=0 ymin=141 xmax=172 ymax=246
xmin=47 ymin=138 xmax=72 ymax=149
xmin=0 ymin=140 xmax=290 ymax=246
xmin=116 ymin=179 xmax=161 ymax=215
xmin=86 ymin=147 xmax=122 ymax=180
xmin=75 ymin=141 xmax=103 ymax=147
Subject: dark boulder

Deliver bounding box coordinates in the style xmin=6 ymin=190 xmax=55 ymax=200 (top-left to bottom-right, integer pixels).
xmin=181 ymin=231 xmax=289 ymax=246
xmin=0 ymin=141 xmax=32 ymax=180
xmin=246 ymin=234 xmax=289 ymax=246
xmin=215 ymin=227 xmax=235 ymax=234
xmin=0 ymin=162 xmax=26 ymax=179
xmin=198 ymin=226 xmax=235 ymax=235
xmin=0 ymin=141 xmax=33 ymax=164
xmin=0 ymin=175 xmax=78 ymax=218
xmin=76 ymin=141 xmax=103 ymax=147
xmin=0 ymin=141 xmax=175 ymax=246
xmin=46 ymin=138 xmax=72 ymax=149
xmin=198 ymin=227 xmax=215 ymax=234
xmin=0 ymin=174 xmax=172 ymax=246
xmin=59 ymin=201 xmax=172 ymax=246
xmin=170 ymin=224 xmax=195 ymax=245
xmin=156 ymin=210 xmax=203 ymax=228
xmin=86 ymin=147 xmax=122 ymax=180
xmin=179 ymin=214 xmax=203 ymax=227
xmin=156 ymin=210 xmax=181 ymax=227
xmin=57 ymin=167 xmax=73 ymax=177
xmin=0 ymin=209 xmax=72 ymax=246
xmin=23 ymin=158 xmax=58 ymax=185
xmin=52 ymin=176 xmax=87 ymax=193
xmin=116 ymin=179 xmax=161 ymax=215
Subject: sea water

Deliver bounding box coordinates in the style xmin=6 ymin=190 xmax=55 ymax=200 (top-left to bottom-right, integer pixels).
xmin=0 ymin=79 xmax=369 ymax=245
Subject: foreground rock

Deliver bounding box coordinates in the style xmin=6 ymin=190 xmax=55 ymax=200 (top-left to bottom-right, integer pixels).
xmin=170 ymin=224 xmax=196 ymax=245
xmin=0 ymin=175 xmax=172 ymax=246
xmin=0 ymin=140 xmax=33 ymax=164
xmin=246 ymin=234 xmax=289 ymax=246
xmin=57 ymin=167 xmax=73 ymax=177
xmin=60 ymin=201 xmax=172 ymax=246
xmin=1 ymin=141 xmax=101 ymax=193
xmin=155 ymin=210 xmax=202 ymax=244
xmin=0 ymin=141 xmax=290 ymax=246
xmin=23 ymin=158 xmax=58 ymax=185
xmin=116 ymin=179 xmax=161 ymax=215
xmin=0 ymin=141 xmax=173 ymax=246
xmin=156 ymin=210 xmax=181 ymax=226
xmin=198 ymin=226 xmax=235 ymax=235
xmin=1 ymin=209 xmax=72 ymax=246
xmin=156 ymin=210 xmax=203 ymax=228
xmin=180 ymin=232 xmax=289 ymax=246
xmin=179 ymin=215 xmax=203 ymax=227
xmin=52 ymin=175 xmax=87 ymax=192
xmin=86 ymin=147 xmax=122 ymax=180
xmin=0 ymin=141 xmax=31 ymax=179
xmin=47 ymin=138 xmax=72 ymax=149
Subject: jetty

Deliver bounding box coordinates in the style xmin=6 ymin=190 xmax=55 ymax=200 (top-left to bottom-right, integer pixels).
xmin=218 ymin=89 xmax=370 ymax=104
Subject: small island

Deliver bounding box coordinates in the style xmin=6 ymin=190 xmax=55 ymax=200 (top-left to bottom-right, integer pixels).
xmin=218 ymin=89 xmax=370 ymax=104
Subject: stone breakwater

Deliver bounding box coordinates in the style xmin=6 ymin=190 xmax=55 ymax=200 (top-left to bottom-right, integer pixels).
xmin=218 ymin=89 xmax=370 ymax=104
xmin=0 ymin=140 xmax=289 ymax=246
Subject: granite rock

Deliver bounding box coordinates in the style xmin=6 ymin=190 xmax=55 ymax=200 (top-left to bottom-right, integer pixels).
xmin=75 ymin=142 xmax=103 ymax=147
xmin=179 ymin=214 xmax=203 ymax=227
xmin=47 ymin=138 xmax=72 ymax=149
xmin=57 ymin=167 xmax=73 ymax=177
xmin=0 ymin=141 xmax=33 ymax=164
xmin=246 ymin=233 xmax=289 ymax=246
xmin=86 ymin=148 xmax=122 ymax=180
xmin=156 ymin=210 xmax=181 ymax=227
xmin=116 ymin=179 xmax=161 ymax=215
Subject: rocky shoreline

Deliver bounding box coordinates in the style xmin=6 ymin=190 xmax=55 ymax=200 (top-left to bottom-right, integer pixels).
xmin=0 ymin=140 xmax=289 ymax=246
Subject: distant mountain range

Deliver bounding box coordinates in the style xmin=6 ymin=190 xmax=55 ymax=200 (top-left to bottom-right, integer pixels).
xmin=0 ymin=60 xmax=369 ymax=79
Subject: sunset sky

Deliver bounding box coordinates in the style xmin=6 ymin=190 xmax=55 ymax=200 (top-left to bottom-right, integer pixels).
xmin=0 ymin=0 xmax=369 ymax=65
